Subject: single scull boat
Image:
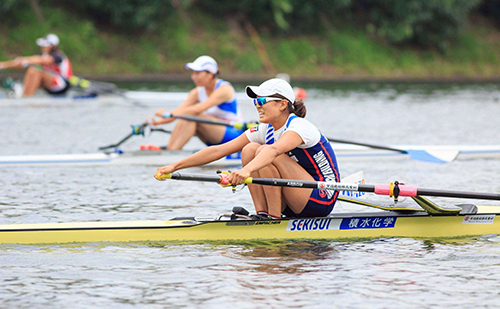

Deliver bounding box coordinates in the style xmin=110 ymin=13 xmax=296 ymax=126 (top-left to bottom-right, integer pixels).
xmin=1 ymin=198 xmax=499 ymax=245
xmin=1 ymin=144 xmax=500 ymax=166
xmin=2 ymin=172 xmax=500 ymax=245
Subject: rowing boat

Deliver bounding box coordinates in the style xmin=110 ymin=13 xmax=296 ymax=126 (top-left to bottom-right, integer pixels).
xmin=1 ymin=144 xmax=500 ymax=166
xmin=1 ymin=198 xmax=499 ymax=245
xmin=0 ymin=90 xmax=252 ymax=106
xmin=0 ymin=149 xmax=242 ymax=166
xmin=3 ymin=170 xmax=500 ymax=245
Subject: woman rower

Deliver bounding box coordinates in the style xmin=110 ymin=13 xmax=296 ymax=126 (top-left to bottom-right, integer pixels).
xmin=146 ymin=55 xmax=244 ymax=150
xmin=154 ymin=78 xmax=341 ymax=219
xmin=0 ymin=34 xmax=73 ymax=97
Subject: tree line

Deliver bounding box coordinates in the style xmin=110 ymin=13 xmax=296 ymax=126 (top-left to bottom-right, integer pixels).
xmin=1 ymin=0 xmax=499 ymax=52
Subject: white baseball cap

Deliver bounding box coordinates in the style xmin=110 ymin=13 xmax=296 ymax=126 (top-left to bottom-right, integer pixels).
xmin=36 ymin=34 xmax=59 ymax=47
xmin=246 ymin=78 xmax=295 ymax=103
xmin=184 ymin=55 xmax=218 ymax=74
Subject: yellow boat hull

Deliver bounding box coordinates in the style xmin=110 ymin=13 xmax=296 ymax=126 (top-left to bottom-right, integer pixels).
xmin=1 ymin=206 xmax=499 ymax=245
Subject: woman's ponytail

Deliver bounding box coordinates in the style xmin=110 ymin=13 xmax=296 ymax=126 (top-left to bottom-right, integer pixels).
xmin=288 ymin=99 xmax=306 ymax=118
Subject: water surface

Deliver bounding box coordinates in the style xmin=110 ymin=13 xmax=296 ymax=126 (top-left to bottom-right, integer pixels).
xmin=1 ymin=82 xmax=500 ymax=308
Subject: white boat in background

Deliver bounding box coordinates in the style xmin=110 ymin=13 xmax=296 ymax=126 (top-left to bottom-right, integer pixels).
xmin=0 ymin=149 xmax=242 ymax=167
xmin=124 ymin=91 xmax=251 ymax=104
xmin=0 ymin=90 xmax=251 ymax=107
xmin=1 ymin=144 xmax=500 ymax=166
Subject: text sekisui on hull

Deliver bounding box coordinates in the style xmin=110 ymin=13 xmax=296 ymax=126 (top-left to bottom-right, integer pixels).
xmin=1 ymin=204 xmax=500 ymax=245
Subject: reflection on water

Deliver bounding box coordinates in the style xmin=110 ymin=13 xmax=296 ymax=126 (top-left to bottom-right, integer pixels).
xmin=2 ymin=235 xmax=500 ymax=308
xmin=234 ymin=241 xmax=334 ymax=275
xmin=241 ymin=241 xmax=334 ymax=260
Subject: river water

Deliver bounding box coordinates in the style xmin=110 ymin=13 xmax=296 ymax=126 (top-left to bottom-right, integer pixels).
xmin=1 ymin=82 xmax=500 ymax=308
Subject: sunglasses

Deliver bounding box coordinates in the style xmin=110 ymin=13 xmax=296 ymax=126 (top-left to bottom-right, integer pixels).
xmin=253 ymin=97 xmax=283 ymax=106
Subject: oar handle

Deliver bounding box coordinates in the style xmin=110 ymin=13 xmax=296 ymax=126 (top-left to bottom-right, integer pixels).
xmin=158 ymin=172 xmax=225 ymax=183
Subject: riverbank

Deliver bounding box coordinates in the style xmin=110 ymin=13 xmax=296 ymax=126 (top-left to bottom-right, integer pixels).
xmin=1 ymin=6 xmax=500 ymax=82
xmin=86 ymin=73 xmax=500 ymax=84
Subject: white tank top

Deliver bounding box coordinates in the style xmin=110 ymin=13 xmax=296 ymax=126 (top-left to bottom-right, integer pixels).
xmin=197 ymin=79 xmax=242 ymax=122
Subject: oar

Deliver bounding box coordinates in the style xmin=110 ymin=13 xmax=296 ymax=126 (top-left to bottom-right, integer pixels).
xmin=326 ymin=137 xmax=459 ymax=163
xmin=98 ymin=124 xmax=147 ymax=150
xmin=159 ymin=172 xmax=500 ymax=201
xmin=98 ymin=124 xmax=173 ymax=150
xmin=68 ymin=76 xmax=140 ymax=103
xmin=161 ymin=113 xmax=258 ymax=130
xmin=69 ymin=76 xmax=119 ymax=94
xmin=160 ymin=113 xmax=457 ymax=163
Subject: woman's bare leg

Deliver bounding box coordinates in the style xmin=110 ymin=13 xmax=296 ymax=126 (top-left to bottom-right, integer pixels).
xmin=195 ymin=123 xmax=227 ymax=145
xmin=272 ymin=154 xmax=314 ymax=214
xmin=167 ymin=119 xmax=197 ymax=150
xmin=242 ymin=145 xmax=315 ymax=217
xmin=241 ymin=143 xmax=268 ymax=214
xmin=22 ymin=67 xmax=50 ymax=96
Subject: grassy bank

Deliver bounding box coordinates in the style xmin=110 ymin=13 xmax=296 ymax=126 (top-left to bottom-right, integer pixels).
xmin=1 ymin=6 xmax=500 ymax=81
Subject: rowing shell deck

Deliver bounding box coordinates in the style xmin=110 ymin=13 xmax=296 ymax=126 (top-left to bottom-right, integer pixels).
xmin=1 ymin=205 xmax=499 ymax=245
xmin=2 ymin=144 xmax=500 ymax=166
xmin=0 ymin=150 xmax=242 ymax=166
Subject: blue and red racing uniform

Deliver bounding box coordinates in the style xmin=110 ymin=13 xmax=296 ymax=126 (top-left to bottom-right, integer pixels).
xmin=246 ymin=114 xmax=340 ymax=217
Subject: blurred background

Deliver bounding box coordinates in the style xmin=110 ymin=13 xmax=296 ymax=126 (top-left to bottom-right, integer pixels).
xmin=1 ymin=0 xmax=500 ymax=82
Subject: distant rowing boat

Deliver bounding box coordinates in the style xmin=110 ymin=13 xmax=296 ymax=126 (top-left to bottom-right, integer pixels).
xmin=0 ymin=90 xmax=252 ymax=106
xmin=0 ymin=149 xmax=242 ymax=166
xmin=1 ymin=144 xmax=500 ymax=166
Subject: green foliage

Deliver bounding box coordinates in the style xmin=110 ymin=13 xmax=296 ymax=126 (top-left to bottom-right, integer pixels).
xmin=270 ymin=0 xmax=293 ymax=29
xmin=275 ymin=39 xmax=318 ymax=67
xmin=57 ymin=0 xmax=179 ymax=32
xmin=194 ymin=0 xmax=352 ymax=34
xmin=0 ymin=0 xmax=20 ymax=12
xmin=328 ymin=31 xmax=398 ymax=73
xmin=195 ymin=0 xmax=287 ymax=31
xmin=160 ymin=15 xmax=192 ymax=60
xmin=358 ymin=0 xmax=482 ymax=50
xmin=445 ymin=32 xmax=500 ymax=65
xmin=0 ymin=0 xmax=499 ymax=78
xmin=285 ymin=0 xmax=353 ymax=34
xmin=0 ymin=0 xmax=24 ymax=24
xmin=235 ymin=52 xmax=263 ymax=72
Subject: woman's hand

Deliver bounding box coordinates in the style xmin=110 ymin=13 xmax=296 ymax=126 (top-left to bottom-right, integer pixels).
xmin=154 ymin=165 xmax=176 ymax=181
xmin=145 ymin=116 xmax=156 ymax=125
xmin=228 ymin=168 xmax=251 ymax=185
xmin=154 ymin=108 xmax=167 ymax=117
xmin=146 ymin=116 xmax=175 ymax=126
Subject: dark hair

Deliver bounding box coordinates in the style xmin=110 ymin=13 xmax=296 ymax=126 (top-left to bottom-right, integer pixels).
xmin=206 ymin=70 xmax=219 ymax=79
xmin=273 ymin=93 xmax=306 ymax=118
xmin=288 ymin=99 xmax=306 ymax=118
